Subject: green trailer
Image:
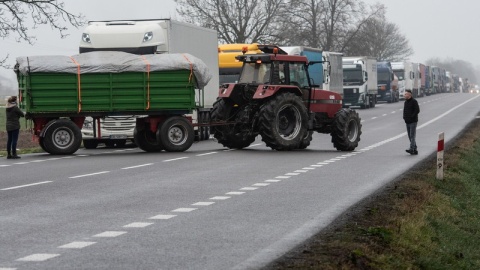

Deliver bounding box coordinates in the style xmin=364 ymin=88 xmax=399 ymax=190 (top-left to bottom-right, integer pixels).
xmin=15 ymin=51 xmax=212 ymax=154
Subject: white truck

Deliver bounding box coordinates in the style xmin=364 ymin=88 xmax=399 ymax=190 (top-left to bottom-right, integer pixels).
xmin=342 ymin=57 xmax=377 ymax=109
xmin=411 ymin=62 xmax=420 ymax=98
xmin=79 ymin=19 xmax=219 ymax=148
xmin=392 ymin=61 xmax=414 ymax=100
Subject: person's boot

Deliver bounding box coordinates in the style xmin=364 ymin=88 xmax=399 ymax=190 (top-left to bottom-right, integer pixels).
xmin=6 ymin=150 xmax=13 ymax=159
xmin=11 ymin=150 xmax=21 ymax=159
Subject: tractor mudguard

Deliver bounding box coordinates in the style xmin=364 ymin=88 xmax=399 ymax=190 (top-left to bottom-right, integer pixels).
xmin=252 ymin=85 xmax=303 ymax=99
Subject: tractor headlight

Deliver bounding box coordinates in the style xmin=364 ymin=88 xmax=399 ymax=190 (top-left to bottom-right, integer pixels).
xmin=143 ymin=31 xmax=153 ymax=42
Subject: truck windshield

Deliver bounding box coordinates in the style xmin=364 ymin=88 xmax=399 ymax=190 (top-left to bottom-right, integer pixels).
xmin=394 ymin=70 xmax=405 ymax=81
xmin=377 ymin=71 xmax=391 ymax=83
xmin=239 ymin=63 xmax=271 ymax=84
xmin=343 ymin=68 xmax=362 ymax=83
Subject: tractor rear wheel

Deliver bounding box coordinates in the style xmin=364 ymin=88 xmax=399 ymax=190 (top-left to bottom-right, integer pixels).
xmin=259 ymin=92 xmax=308 ymax=151
xmin=298 ymin=131 xmax=313 ymax=149
xmin=211 ymin=99 xmax=256 ymax=149
xmin=331 ymin=108 xmax=361 ymax=151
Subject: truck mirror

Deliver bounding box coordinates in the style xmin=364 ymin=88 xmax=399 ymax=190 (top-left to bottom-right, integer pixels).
xmin=364 ymin=71 xmax=368 ymax=82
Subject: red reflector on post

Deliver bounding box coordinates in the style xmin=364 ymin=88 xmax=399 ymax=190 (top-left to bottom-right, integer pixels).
xmin=438 ymin=139 xmax=444 ymax=152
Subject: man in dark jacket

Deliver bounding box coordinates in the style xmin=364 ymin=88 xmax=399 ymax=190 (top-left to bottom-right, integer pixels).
xmin=6 ymin=96 xmax=25 ymax=159
xmin=403 ymin=90 xmax=420 ymax=155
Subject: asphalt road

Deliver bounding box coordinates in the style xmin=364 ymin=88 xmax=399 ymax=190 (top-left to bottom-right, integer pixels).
xmin=1 ymin=93 xmax=479 ymax=270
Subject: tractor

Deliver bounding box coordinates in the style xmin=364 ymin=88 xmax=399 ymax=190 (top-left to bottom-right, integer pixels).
xmin=211 ymin=46 xmax=361 ymax=151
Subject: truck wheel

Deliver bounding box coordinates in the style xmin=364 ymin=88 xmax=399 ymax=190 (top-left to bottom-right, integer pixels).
xmin=134 ymin=126 xmax=163 ymax=152
xmin=42 ymin=119 xmax=82 ymax=155
xmin=331 ymin=108 xmax=362 ymax=151
xmin=39 ymin=137 xmax=49 ymax=152
xmin=157 ymin=116 xmax=194 ymax=152
xmin=370 ymin=95 xmax=376 ymax=108
xmin=259 ymin=92 xmax=308 ymax=151
xmin=83 ymin=139 xmax=99 ymax=149
xmin=211 ymin=99 xmax=256 ymax=149
xmin=298 ymin=131 xmax=313 ymax=149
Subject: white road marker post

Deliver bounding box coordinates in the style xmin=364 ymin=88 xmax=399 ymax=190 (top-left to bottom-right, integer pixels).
xmin=437 ymin=132 xmax=444 ymax=180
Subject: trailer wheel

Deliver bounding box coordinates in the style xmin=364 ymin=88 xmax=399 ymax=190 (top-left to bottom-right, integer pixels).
xmin=259 ymin=92 xmax=308 ymax=151
xmin=39 ymin=137 xmax=48 ymax=152
xmin=157 ymin=116 xmax=194 ymax=152
xmin=211 ymin=99 xmax=257 ymax=149
xmin=331 ymin=108 xmax=362 ymax=151
xmin=42 ymin=119 xmax=82 ymax=155
xmin=134 ymin=126 xmax=163 ymax=152
xmin=83 ymin=139 xmax=99 ymax=149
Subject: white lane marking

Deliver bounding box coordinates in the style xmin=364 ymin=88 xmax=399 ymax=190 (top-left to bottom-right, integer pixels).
xmin=335 ymin=156 xmax=347 ymax=159
xmin=123 ymin=222 xmax=154 ymax=228
xmin=0 ymin=267 xmax=17 ymax=270
xmin=265 ymin=179 xmax=281 ymax=183
xmin=324 ymin=160 xmax=336 ymax=163
xmin=31 ymin=160 xmax=46 ymax=163
xmin=253 ymin=183 xmax=270 ymax=187
xmin=192 ymin=202 xmax=215 ymax=206
xmin=93 ymin=231 xmax=127 ymax=238
xmin=172 ymin=208 xmax=197 ymax=212
xmin=149 ymin=214 xmax=177 ymax=220
xmin=275 ymin=176 xmax=290 ymax=179
xmin=330 ymin=159 xmax=341 ymax=161
xmin=69 ymin=171 xmax=109 ymax=179
xmin=310 ymin=165 xmax=323 ymax=167
xmin=1 ymin=181 xmax=53 ymax=191
xmin=285 ymin=173 xmax=300 ymax=176
xmin=163 ymin=157 xmax=188 ymax=162
xmin=46 ymin=157 xmax=62 ymax=161
xmin=0 ymin=165 xmax=11 ymax=167
xmin=226 ymin=191 xmax=245 ymax=195
xmin=247 ymin=143 xmax=263 ymax=148
xmin=371 ymin=117 xmax=377 ymax=119
xmin=391 ymin=111 xmax=396 ymax=114
xmin=17 ymin=254 xmax=60 ymax=262
xmin=210 ymin=196 xmax=231 ymax=200
xmin=294 ymin=170 xmax=307 ymax=173
xmin=223 ymin=149 xmax=235 ymax=152
xmin=382 ymin=114 xmax=387 ymax=116
xmin=76 ymin=154 xmax=89 ymax=157
xmin=58 ymin=241 xmax=96 ymax=249
xmin=121 ymin=163 xmax=153 ymax=170
xmin=62 ymin=156 xmax=75 ymax=159
xmin=317 ymin=162 xmax=329 ymax=165
xmin=196 ymin=152 xmax=217 ymax=156
xmin=302 ymin=167 xmax=315 ymax=170
xmin=13 ymin=162 xmax=28 ymax=165
xmin=240 ymin=187 xmax=258 ymax=191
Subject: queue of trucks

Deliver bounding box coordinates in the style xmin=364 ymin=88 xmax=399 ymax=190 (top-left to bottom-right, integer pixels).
xmin=14 ymin=19 xmax=475 ymax=155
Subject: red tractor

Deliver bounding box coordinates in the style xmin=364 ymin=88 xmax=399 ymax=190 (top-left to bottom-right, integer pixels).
xmin=211 ymin=46 xmax=361 ymax=151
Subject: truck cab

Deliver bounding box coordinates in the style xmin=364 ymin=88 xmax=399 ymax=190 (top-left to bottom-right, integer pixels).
xmin=342 ymin=57 xmax=377 ymax=109
xmin=392 ymin=61 xmax=414 ymax=99
xmin=376 ymin=61 xmax=398 ymax=103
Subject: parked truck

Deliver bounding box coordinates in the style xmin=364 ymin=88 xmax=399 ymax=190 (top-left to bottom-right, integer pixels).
xmin=342 ymin=57 xmax=377 ymax=108
xmin=212 ymin=46 xmax=361 ymax=151
xmin=78 ymin=19 xmax=219 ymax=147
xmin=16 ymin=51 xmax=212 ymax=155
xmin=392 ymin=61 xmax=414 ymax=99
xmin=418 ymin=63 xmax=426 ymax=97
xmin=376 ymin=61 xmax=398 ymax=103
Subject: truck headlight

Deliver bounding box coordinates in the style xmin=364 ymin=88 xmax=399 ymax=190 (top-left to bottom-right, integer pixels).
xmin=143 ymin=31 xmax=153 ymax=42
xmin=82 ymin=33 xmax=91 ymax=43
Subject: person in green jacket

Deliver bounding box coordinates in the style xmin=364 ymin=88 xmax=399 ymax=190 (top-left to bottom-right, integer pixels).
xmin=6 ymin=96 xmax=25 ymax=159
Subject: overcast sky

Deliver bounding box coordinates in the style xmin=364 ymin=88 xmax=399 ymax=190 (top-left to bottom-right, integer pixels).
xmin=2 ymin=0 xmax=480 ymax=91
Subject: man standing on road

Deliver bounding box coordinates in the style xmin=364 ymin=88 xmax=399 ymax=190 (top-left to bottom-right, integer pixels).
xmin=403 ymin=90 xmax=420 ymax=155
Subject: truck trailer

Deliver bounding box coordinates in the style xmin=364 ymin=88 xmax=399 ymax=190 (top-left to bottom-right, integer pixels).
xmin=342 ymin=57 xmax=378 ymax=108
xmin=392 ymin=61 xmax=414 ymax=99
xmin=79 ymin=19 xmax=219 ymax=147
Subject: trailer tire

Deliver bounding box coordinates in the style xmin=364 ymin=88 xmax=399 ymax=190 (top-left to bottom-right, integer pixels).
xmin=211 ymin=99 xmax=256 ymax=149
xmin=39 ymin=137 xmax=49 ymax=152
xmin=83 ymin=139 xmax=99 ymax=149
xmin=157 ymin=116 xmax=194 ymax=152
xmin=134 ymin=127 xmax=163 ymax=152
xmin=259 ymin=92 xmax=308 ymax=151
xmin=42 ymin=119 xmax=82 ymax=155
xmin=331 ymin=108 xmax=362 ymax=151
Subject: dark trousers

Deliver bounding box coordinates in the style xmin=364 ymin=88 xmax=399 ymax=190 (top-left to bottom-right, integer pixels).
xmin=406 ymin=122 xmax=417 ymax=151
xmin=7 ymin=129 xmax=20 ymax=153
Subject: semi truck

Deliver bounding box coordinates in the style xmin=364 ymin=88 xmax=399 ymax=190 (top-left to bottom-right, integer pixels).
xmin=342 ymin=57 xmax=377 ymax=108
xmin=392 ymin=61 xmax=414 ymax=99
xmin=418 ymin=63 xmax=426 ymax=97
xmin=212 ymin=45 xmax=361 ymax=151
xmin=376 ymin=61 xmax=398 ymax=103
xmin=411 ymin=62 xmax=420 ymax=98
xmin=424 ymin=65 xmax=433 ymax=95
xmin=15 ymin=51 xmax=212 ymax=155
xmin=78 ymin=19 xmax=219 ymax=147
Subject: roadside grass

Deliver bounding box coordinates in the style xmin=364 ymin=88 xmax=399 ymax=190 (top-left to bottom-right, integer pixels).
xmin=266 ymin=118 xmax=480 ymax=269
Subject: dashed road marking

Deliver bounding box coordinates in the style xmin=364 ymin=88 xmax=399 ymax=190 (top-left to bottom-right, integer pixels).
xmin=226 ymin=191 xmax=245 ymax=195
xmin=163 ymin=157 xmax=188 ymax=162
xmin=0 ymin=165 xmax=11 ymax=167
xmin=265 ymin=179 xmax=281 ymax=182
xmin=93 ymin=231 xmax=127 ymax=238
xmin=302 ymin=167 xmax=315 ymax=170
xmin=58 ymin=241 xmax=96 ymax=249
xmin=210 ymin=196 xmax=231 ymax=200
xmin=1 ymin=181 xmax=53 ymax=191
xmin=121 ymin=163 xmax=153 ymax=170
xmin=196 ymin=152 xmax=217 ymax=156
xmin=16 ymin=254 xmax=60 ymax=262
xmin=192 ymin=202 xmax=215 ymax=206
xmin=123 ymin=222 xmax=154 ymax=228
xmin=149 ymin=214 xmax=176 ymax=220
xmin=294 ymin=170 xmax=307 ymax=173
xmin=253 ymin=183 xmax=270 ymax=187
xmin=172 ymin=208 xmax=197 ymax=212
xmin=275 ymin=176 xmax=290 ymax=179
xmin=240 ymin=187 xmax=258 ymax=191
xmin=285 ymin=173 xmax=300 ymax=176
xmin=69 ymin=171 xmax=109 ymax=179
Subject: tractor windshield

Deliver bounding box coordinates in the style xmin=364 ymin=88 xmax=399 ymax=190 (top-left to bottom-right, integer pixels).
xmin=238 ymin=62 xmax=271 ymax=84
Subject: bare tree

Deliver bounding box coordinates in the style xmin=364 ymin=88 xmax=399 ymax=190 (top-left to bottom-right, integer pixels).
xmin=0 ymin=0 xmax=85 ymax=66
xmin=343 ymin=15 xmax=414 ymax=61
xmin=174 ymin=0 xmax=286 ymax=43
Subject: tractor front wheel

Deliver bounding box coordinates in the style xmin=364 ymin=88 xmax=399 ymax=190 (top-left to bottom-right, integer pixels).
xmin=331 ymin=108 xmax=362 ymax=151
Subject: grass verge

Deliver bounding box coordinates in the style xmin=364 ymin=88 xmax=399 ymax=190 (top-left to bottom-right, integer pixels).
xmin=265 ymin=118 xmax=480 ymax=269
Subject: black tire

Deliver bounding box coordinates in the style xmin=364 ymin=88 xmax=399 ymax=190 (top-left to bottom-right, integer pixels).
xmin=157 ymin=116 xmax=194 ymax=152
xmin=39 ymin=137 xmax=48 ymax=152
xmin=83 ymin=139 xmax=99 ymax=149
xmin=42 ymin=119 xmax=82 ymax=155
xmin=211 ymin=99 xmax=256 ymax=149
xmin=298 ymin=131 xmax=313 ymax=149
xmin=331 ymin=108 xmax=362 ymax=151
xmin=370 ymin=95 xmax=376 ymax=108
xmin=134 ymin=126 xmax=163 ymax=152
xmin=258 ymin=92 xmax=308 ymax=151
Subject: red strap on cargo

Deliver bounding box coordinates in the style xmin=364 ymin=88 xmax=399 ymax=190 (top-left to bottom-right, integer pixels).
xmin=70 ymin=57 xmax=82 ymax=112
xmin=182 ymin=54 xmax=194 ymax=83
xmin=141 ymin=55 xmax=151 ymax=110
